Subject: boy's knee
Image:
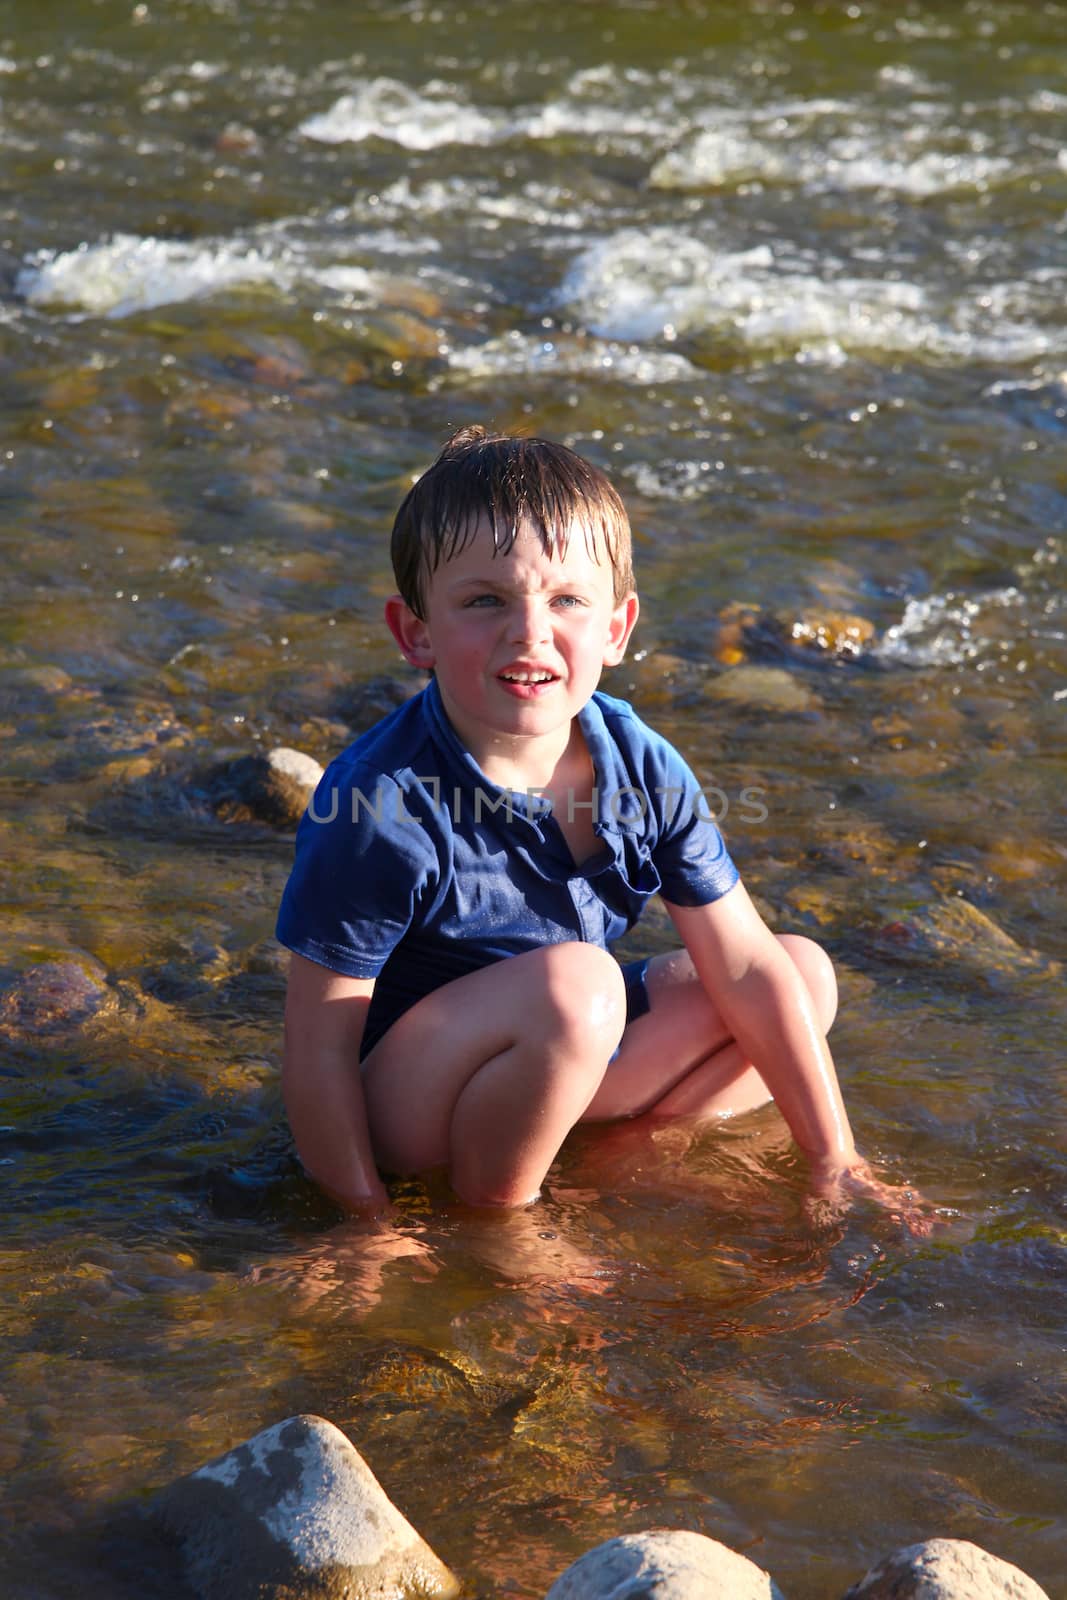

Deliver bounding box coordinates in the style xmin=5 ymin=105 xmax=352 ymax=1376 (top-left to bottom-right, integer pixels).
xmin=539 ymin=943 xmax=628 ymax=1052
xmin=778 ymin=934 xmax=838 ymax=1032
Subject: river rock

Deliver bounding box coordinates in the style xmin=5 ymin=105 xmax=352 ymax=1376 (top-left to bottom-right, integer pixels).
xmin=706 ymin=663 xmax=816 ymax=713
xmin=336 ymin=672 xmax=423 ymax=734
xmin=842 ymin=1538 xmax=1050 ymax=1599
xmin=714 ymin=602 xmax=875 ymax=666
xmin=216 ymin=121 xmax=262 ymax=154
xmin=150 ymin=1414 xmax=460 ymax=1600
xmin=545 ymin=1530 xmax=786 ymax=1600
xmin=785 ymin=609 xmax=875 ymax=659
xmin=0 ymin=957 xmax=110 ymax=1037
xmin=871 ymin=897 xmax=1055 ymax=983
xmin=208 ymin=746 xmax=325 ymax=828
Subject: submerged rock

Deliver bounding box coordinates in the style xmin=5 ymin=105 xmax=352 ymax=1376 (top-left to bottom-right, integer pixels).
xmin=786 ymin=609 xmax=875 ymax=660
xmin=545 ymin=1530 xmax=786 ymax=1599
xmin=215 ymin=121 xmax=262 ymax=154
xmin=336 ymin=673 xmax=423 ymax=734
xmin=0 ymin=957 xmax=111 ymax=1038
xmin=715 ymin=601 xmax=876 ymax=667
xmin=871 ymin=897 xmax=1056 ymax=983
xmin=150 ymin=1414 xmax=460 ymax=1600
xmin=706 ymin=663 xmax=817 ymax=713
xmin=843 ymin=1537 xmax=1050 ymax=1599
xmin=207 ymin=747 xmax=325 ymax=828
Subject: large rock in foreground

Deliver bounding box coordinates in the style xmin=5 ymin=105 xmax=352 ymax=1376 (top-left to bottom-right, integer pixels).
xmin=150 ymin=1414 xmax=460 ymax=1600
xmin=843 ymin=1538 xmax=1050 ymax=1600
xmin=545 ymin=1529 xmax=786 ymax=1599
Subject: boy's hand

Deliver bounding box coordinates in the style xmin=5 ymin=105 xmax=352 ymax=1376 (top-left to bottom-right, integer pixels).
xmin=806 ymin=1154 xmax=937 ymax=1237
xmin=248 ymin=1215 xmax=436 ymax=1317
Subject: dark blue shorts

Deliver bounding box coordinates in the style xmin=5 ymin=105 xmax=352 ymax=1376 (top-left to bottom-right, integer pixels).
xmin=620 ymin=956 xmax=652 ymax=1026
xmin=361 ymin=951 xmax=654 ymax=1065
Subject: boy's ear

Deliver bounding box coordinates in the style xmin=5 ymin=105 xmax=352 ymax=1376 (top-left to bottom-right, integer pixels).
xmin=384 ymin=595 xmax=435 ymax=669
xmin=602 ymin=592 xmax=640 ymax=667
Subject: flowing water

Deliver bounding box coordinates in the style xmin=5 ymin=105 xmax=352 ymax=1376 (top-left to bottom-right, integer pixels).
xmin=1 ymin=1 xmax=1065 ymax=1595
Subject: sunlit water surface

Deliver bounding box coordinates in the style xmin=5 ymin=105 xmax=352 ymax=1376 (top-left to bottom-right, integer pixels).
xmin=1 ymin=2 xmax=1065 ymax=1596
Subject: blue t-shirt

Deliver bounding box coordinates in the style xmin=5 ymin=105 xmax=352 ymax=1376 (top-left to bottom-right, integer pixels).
xmin=275 ymin=677 xmax=738 ymax=1056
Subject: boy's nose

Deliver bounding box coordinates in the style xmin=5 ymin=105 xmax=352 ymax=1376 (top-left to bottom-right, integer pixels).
xmin=508 ymin=597 xmax=552 ymax=645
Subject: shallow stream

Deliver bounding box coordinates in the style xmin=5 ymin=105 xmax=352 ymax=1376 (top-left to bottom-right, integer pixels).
xmin=1 ymin=2 xmax=1065 ymax=1595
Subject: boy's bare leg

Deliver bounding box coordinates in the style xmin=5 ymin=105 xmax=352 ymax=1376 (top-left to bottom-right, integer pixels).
xmin=360 ymin=943 xmax=627 ymax=1208
xmin=582 ymin=934 xmax=837 ymax=1123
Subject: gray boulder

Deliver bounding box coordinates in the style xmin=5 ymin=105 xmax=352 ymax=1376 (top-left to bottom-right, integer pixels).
xmin=150 ymin=1413 xmax=460 ymax=1600
xmin=843 ymin=1538 xmax=1050 ymax=1600
xmin=545 ymin=1530 xmax=786 ymax=1599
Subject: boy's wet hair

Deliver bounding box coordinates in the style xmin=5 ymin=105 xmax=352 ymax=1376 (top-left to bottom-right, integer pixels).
xmin=391 ymin=426 xmax=635 ymax=618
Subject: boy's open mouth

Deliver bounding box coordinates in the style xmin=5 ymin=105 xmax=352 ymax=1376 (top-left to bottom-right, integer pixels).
xmin=497 ymin=667 xmax=560 ymax=693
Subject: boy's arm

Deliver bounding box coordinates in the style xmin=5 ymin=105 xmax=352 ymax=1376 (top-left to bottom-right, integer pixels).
xmin=663 ymin=882 xmax=859 ymax=1184
xmin=282 ymin=952 xmax=390 ymax=1214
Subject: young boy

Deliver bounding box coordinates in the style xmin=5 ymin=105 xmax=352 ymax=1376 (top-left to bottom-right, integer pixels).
xmin=277 ymin=427 xmax=908 ymax=1221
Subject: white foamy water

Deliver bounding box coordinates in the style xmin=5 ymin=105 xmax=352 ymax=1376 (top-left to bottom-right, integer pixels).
xmin=15 ymin=59 xmax=1062 ymax=369
xmin=879 ymin=588 xmax=1028 ymax=667
xmin=984 ymin=372 xmax=1067 ymax=399
xmin=521 ymin=97 xmax=673 ymax=147
xmin=15 ymin=229 xmax=439 ymax=320
xmin=650 ymin=122 xmax=1014 ymax=196
xmin=17 ymin=234 xmax=298 ymax=318
xmin=557 ymin=230 xmax=778 ymax=342
xmin=650 ymin=129 xmax=789 ymax=189
xmin=299 ymin=77 xmax=507 ymax=149
xmin=372 ymin=175 xmax=588 ymax=232
xmin=312 ymin=264 xmax=381 ymax=296
xmin=300 ymin=68 xmax=678 ymax=152
xmin=441 ymin=330 xmax=697 ymax=384
xmin=556 ymin=228 xmax=931 ymax=351
xmin=881 ymin=541 xmax=1065 ymax=675
xmin=557 ymin=227 xmax=1067 ymax=361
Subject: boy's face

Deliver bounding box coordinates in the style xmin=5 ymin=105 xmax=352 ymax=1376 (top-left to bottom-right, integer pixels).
xmin=385 ymin=517 xmax=638 ymax=765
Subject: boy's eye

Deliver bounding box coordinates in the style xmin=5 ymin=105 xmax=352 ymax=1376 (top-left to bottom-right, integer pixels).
xmin=460 ymin=592 xmax=586 ymax=610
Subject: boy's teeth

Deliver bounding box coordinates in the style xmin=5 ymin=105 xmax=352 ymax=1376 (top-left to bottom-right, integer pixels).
xmin=503 ymin=670 xmax=553 ymax=683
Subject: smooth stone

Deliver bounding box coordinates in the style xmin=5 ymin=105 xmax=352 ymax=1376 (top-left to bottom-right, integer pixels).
xmin=545 ymin=1530 xmax=786 ymax=1600
xmin=208 ymin=746 xmax=325 ymax=828
xmin=267 ymin=747 xmax=326 ymax=788
xmin=150 ymin=1414 xmax=460 ymax=1600
xmin=706 ymin=664 xmax=816 ymax=713
xmin=843 ymin=1538 xmax=1050 ymax=1599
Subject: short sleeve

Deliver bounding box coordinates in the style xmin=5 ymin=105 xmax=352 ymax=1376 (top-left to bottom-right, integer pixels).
xmin=275 ymin=764 xmax=439 ymax=978
xmin=646 ymin=735 xmax=739 ymax=907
